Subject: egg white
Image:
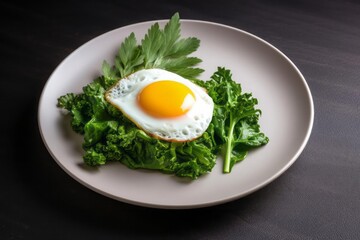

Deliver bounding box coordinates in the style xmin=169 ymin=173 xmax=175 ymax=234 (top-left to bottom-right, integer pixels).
xmin=105 ymin=69 xmax=214 ymax=142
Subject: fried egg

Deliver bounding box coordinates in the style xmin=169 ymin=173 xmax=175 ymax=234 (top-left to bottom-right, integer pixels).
xmin=105 ymin=69 xmax=214 ymax=142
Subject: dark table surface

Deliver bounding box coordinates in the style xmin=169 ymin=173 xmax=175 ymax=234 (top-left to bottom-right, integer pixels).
xmin=1 ymin=0 xmax=360 ymax=239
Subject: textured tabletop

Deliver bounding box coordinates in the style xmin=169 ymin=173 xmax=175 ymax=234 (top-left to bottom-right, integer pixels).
xmin=1 ymin=0 xmax=359 ymax=239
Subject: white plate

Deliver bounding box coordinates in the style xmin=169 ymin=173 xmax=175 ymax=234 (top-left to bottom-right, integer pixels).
xmin=38 ymin=19 xmax=314 ymax=209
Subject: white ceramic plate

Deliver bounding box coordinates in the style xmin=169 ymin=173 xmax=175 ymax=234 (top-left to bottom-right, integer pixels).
xmin=38 ymin=19 xmax=314 ymax=209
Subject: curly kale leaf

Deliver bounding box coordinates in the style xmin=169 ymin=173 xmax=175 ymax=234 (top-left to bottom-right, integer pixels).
xmin=82 ymin=122 xmax=217 ymax=179
xmin=203 ymin=67 xmax=269 ymax=173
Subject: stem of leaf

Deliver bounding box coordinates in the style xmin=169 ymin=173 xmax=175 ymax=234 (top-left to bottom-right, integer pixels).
xmin=224 ymin=113 xmax=236 ymax=173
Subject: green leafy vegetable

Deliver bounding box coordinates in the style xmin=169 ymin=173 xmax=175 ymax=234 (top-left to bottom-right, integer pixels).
xmin=57 ymin=13 xmax=269 ymax=179
xmin=102 ymin=12 xmax=203 ymax=82
xmin=203 ymin=67 xmax=269 ymax=173
xmin=58 ymin=75 xmax=217 ymax=179
xmin=57 ymin=13 xmax=217 ymax=179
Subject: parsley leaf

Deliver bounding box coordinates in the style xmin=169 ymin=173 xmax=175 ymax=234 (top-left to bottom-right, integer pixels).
xmin=102 ymin=12 xmax=203 ymax=81
xmin=141 ymin=13 xmax=203 ymax=78
xmin=102 ymin=32 xmax=144 ymax=86
xmin=116 ymin=32 xmax=144 ymax=78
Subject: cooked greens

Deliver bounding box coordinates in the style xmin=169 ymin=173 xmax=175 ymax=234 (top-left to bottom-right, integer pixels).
xmin=198 ymin=68 xmax=269 ymax=173
xmin=58 ymin=75 xmax=217 ymax=179
xmin=57 ymin=13 xmax=268 ymax=179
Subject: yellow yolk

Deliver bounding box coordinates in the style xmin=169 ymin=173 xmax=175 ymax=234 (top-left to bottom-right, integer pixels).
xmin=137 ymin=80 xmax=196 ymax=118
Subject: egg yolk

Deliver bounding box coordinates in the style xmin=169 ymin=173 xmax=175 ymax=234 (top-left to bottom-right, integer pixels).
xmin=137 ymin=80 xmax=196 ymax=118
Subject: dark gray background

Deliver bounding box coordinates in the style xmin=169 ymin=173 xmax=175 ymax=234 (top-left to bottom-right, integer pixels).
xmin=1 ymin=0 xmax=359 ymax=239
